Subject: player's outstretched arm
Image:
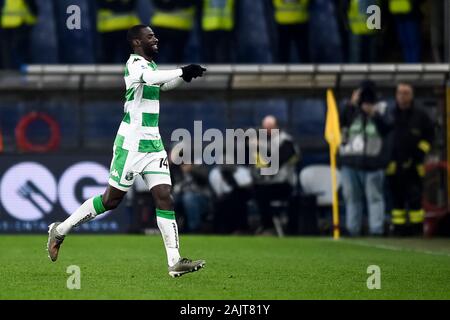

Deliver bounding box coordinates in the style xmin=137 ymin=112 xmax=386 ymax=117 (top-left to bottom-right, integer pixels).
xmin=160 ymin=64 xmax=207 ymax=91
xmin=142 ymin=68 xmax=183 ymax=86
xmin=141 ymin=64 xmax=206 ymax=89
xmin=180 ymin=64 xmax=207 ymax=83
xmin=160 ymin=77 xmax=184 ymax=91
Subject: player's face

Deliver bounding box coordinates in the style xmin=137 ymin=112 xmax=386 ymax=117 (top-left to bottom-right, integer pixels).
xmin=139 ymin=27 xmax=159 ymax=57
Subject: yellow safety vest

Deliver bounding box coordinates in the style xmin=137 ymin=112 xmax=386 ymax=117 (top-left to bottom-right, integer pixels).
xmin=202 ymin=0 xmax=234 ymax=31
xmin=273 ymin=0 xmax=310 ymax=25
xmin=389 ymin=0 xmax=412 ymax=14
xmin=151 ymin=6 xmax=195 ymax=31
xmin=348 ymin=0 xmax=376 ymax=35
xmin=1 ymin=0 xmax=37 ymax=28
xmin=97 ymin=9 xmax=140 ymax=33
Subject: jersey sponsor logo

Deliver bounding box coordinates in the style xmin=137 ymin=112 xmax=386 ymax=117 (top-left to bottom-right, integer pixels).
xmin=110 ymin=169 xmax=120 ymax=178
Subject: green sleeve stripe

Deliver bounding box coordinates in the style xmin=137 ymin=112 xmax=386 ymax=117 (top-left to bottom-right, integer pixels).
xmin=142 ymin=171 xmax=170 ymax=176
xmin=138 ymin=139 xmax=164 ymax=153
xmin=149 ymin=61 xmax=158 ymax=70
xmin=122 ymin=112 xmax=130 ymax=124
xmin=156 ymin=209 xmax=175 ymax=220
xmin=114 ymin=134 xmax=125 ymax=148
xmin=124 ymin=65 xmax=129 ymax=77
xmin=143 ymin=85 xmax=160 ymax=100
xmin=142 ymin=113 xmax=159 ymax=127
xmin=93 ymin=195 xmax=106 ymax=215
xmin=125 ymin=88 xmax=134 ymax=101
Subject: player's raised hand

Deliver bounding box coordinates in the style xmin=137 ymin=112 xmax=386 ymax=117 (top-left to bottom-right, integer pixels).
xmin=181 ymin=64 xmax=207 ymax=82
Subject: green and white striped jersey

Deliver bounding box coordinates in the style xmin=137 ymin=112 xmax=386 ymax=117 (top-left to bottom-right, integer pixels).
xmin=113 ymin=54 xmax=182 ymax=153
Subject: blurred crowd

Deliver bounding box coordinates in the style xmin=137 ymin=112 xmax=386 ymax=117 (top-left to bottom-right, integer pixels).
xmin=126 ymin=82 xmax=435 ymax=237
xmin=128 ymin=115 xmax=301 ymax=236
xmin=0 ymin=0 xmax=444 ymax=69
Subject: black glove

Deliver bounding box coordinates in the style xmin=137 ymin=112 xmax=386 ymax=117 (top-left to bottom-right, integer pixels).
xmin=181 ymin=64 xmax=207 ymax=82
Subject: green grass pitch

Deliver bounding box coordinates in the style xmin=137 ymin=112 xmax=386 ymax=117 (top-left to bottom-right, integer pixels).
xmin=1 ymin=235 xmax=449 ymax=299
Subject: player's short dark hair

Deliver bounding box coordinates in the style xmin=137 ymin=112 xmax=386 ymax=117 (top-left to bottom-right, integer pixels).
xmin=127 ymin=25 xmax=148 ymax=47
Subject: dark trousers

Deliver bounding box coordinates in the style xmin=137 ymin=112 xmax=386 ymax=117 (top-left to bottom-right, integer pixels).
xmin=0 ymin=25 xmax=32 ymax=69
xmin=99 ymin=30 xmax=131 ymax=63
xmin=151 ymin=27 xmax=191 ymax=64
xmin=255 ymin=183 xmax=292 ymax=229
xmin=388 ymin=166 xmax=424 ymax=232
xmin=276 ymin=23 xmax=310 ymax=63
xmin=213 ymin=188 xmax=250 ymax=234
xmin=389 ymin=167 xmax=423 ymax=211
xmin=395 ymin=16 xmax=421 ymax=63
xmin=202 ymin=30 xmax=233 ymax=63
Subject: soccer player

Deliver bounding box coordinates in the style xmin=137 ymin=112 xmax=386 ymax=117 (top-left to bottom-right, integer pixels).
xmin=47 ymin=25 xmax=207 ymax=278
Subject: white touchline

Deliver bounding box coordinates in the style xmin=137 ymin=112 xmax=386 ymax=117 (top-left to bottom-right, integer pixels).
xmin=320 ymin=238 xmax=450 ymax=258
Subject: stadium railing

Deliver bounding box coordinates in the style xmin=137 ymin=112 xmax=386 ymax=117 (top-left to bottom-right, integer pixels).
xmin=0 ymin=63 xmax=447 ymax=91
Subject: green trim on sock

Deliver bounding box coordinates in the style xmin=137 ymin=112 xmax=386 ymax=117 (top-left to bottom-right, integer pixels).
xmin=156 ymin=209 xmax=175 ymax=220
xmin=93 ymin=195 xmax=106 ymax=215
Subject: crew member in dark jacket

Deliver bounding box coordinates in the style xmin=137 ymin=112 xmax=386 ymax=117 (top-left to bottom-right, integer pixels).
xmin=339 ymin=80 xmax=393 ymax=236
xmin=387 ymin=82 xmax=433 ymax=236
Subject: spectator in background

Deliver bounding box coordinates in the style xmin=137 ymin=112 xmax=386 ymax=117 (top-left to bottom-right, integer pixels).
xmin=342 ymin=0 xmax=379 ymax=62
xmin=339 ymin=81 xmax=392 ymax=236
xmin=386 ymin=83 xmax=433 ymax=236
xmin=270 ymin=0 xmax=311 ymax=63
xmin=209 ymin=163 xmax=253 ymax=234
xmin=0 ymin=0 xmax=38 ymax=69
xmin=172 ymin=163 xmax=211 ymax=233
xmin=96 ymin=0 xmax=140 ymax=63
xmin=201 ymin=0 xmax=236 ymax=63
xmin=253 ymin=115 xmax=300 ymax=235
xmin=388 ymin=0 xmax=422 ymax=63
xmin=150 ymin=0 xmax=197 ymax=64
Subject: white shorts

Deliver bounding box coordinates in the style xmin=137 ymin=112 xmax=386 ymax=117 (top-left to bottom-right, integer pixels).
xmin=108 ymin=146 xmax=171 ymax=192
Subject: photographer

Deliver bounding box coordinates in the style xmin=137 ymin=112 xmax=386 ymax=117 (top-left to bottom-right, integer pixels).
xmin=339 ymin=80 xmax=393 ymax=236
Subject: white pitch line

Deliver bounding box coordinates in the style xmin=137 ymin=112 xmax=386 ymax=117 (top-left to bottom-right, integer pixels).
xmin=321 ymin=238 xmax=450 ymax=258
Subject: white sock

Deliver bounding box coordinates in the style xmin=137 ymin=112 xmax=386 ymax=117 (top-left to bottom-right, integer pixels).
xmin=156 ymin=209 xmax=181 ymax=267
xmin=56 ymin=195 xmax=106 ymax=235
